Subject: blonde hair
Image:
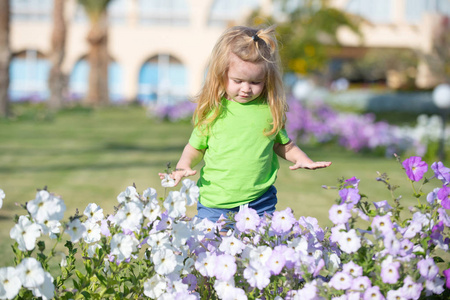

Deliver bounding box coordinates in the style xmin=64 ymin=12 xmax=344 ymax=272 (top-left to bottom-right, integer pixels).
xmin=193 ymin=25 xmax=287 ymax=137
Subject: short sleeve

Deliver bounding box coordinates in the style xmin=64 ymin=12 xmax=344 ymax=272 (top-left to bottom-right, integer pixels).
xmin=188 ymin=126 xmax=209 ymax=150
xmin=274 ymin=128 xmax=290 ymax=144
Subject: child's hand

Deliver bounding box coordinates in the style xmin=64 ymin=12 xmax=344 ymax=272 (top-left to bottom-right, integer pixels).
xmin=158 ymin=168 xmax=197 ymax=186
xmin=289 ymin=161 xmax=332 ymax=170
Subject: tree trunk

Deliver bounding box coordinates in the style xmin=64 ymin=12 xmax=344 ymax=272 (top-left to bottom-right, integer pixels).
xmin=0 ymin=0 xmax=11 ymax=117
xmin=48 ymin=0 xmax=67 ymax=110
xmin=85 ymin=12 xmax=109 ymax=106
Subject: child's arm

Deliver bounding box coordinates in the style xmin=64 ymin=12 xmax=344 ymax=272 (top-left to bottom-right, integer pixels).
xmin=158 ymin=143 xmax=205 ymax=186
xmin=273 ymin=140 xmax=331 ymax=170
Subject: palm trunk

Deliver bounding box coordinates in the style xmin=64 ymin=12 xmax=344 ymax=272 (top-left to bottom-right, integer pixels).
xmin=85 ymin=12 xmax=109 ymax=106
xmin=0 ymin=0 xmax=11 ymax=117
xmin=48 ymin=0 xmax=67 ymax=110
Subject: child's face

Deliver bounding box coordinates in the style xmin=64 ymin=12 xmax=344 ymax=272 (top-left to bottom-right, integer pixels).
xmin=225 ymin=54 xmax=266 ymax=104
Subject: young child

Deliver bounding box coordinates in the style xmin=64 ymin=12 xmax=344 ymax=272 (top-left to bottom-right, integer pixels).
xmin=159 ymin=25 xmax=331 ymax=223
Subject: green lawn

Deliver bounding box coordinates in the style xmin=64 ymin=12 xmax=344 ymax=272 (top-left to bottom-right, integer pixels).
xmin=0 ymin=104 xmax=442 ymax=267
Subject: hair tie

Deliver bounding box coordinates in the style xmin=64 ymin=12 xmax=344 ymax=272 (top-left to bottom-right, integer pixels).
xmin=252 ymin=34 xmax=261 ymax=42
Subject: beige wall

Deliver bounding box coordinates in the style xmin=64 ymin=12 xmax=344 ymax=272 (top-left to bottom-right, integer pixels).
xmin=9 ymin=0 xmax=444 ymax=101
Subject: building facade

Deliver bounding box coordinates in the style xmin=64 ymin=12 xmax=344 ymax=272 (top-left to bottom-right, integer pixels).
xmin=9 ymin=0 xmax=450 ymax=104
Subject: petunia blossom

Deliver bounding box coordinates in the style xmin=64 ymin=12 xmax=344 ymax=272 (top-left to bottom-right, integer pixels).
xmin=214 ymin=254 xmax=237 ymax=282
xmin=0 ymin=267 xmax=21 ymax=300
xmin=83 ymin=203 xmax=104 ymax=222
xmin=271 ymin=207 xmax=296 ymax=234
xmin=10 ymin=215 xmax=41 ymax=251
xmin=443 ymin=268 xmax=450 ymax=289
xmin=15 ymin=258 xmax=45 ymax=288
xmin=235 ymin=204 xmax=260 ymax=232
xmin=329 ymin=271 xmax=352 ymax=290
xmin=437 ymin=186 xmax=450 ymax=209
xmin=338 ymin=229 xmax=361 ymax=254
xmin=402 ymin=156 xmax=428 ymax=182
xmin=143 ymin=274 xmax=166 ymax=298
xmin=417 ymin=257 xmax=439 ymax=280
xmin=243 ymin=263 xmax=271 ymax=290
xmin=431 ymin=161 xmax=450 ymax=185
xmin=329 ymin=204 xmax=351 ymax=225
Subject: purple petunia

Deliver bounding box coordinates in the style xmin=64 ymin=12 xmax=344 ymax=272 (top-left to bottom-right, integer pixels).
xmin=431 ymin=161 xmax=450 ymax=185
xmin=402 ymin=156 xmax=428 ymax=182
xmin=339 ymin=188 xmax=361 ymax=209
xmin=443 ymin=268 xmax=450 ymax=289
xmin=437 ymin=186 xmax=450 ymax=209
xmin=417 ymin=258 xmax=439 ymax=280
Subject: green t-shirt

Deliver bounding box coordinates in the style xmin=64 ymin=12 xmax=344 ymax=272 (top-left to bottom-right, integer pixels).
xmin=189 ymin=98 xmax=290 ymax=208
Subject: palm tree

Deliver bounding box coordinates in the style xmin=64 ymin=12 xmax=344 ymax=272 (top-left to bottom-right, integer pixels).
xmin=0 ymin=0 xmax=11 ymax=117
xmin=78 ymin=0 xmax=112 ymax=106
xmin=48 ymin=0 xmax=67 ymax=110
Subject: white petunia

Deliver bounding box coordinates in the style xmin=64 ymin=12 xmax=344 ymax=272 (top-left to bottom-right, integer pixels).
xmin=143 ymin=274 xmax=167 ymax=298
xmin=180 ymin=179 xmax=199 ymax=206
xmin=0 ymin=267 xmax=21 ymax=299
xmin=65 ymin=218 xmax=86 ymax=243
xmin=219 ymin=235 xmax=245 ymax=256
xmin=143 ymin=199 xmax=161 ymax=224
xmin=147 ymin=231 xmax=172 ymax=252
xmin=152 ymin=249 xmax=177 ymax=275
xmin=27 ymin=190 xmax=66 ymax=223
xmin=117 ymin=186 xmax=140 ymax=203
xmin=171 ymin=221 xmax=191 ymax=249
xmin=142 ymin=187 xmax=157 ymax=202
xmin=110 ymin=233 xmax=139 ymax=262
xmin=338 ymin=229 xmax=361 ymax=254
xmin=163 ymin=191 xmax=186 ymax=218
xmin=214 ymin=279 xmax=235 ymax=299
xmin=10 ymin=215 xmax=41 ymax=251
xmin=243 ymin=263 xmax=271 ymax=290
xmin=195 ymin=252 xmax=216 ymax=277
xmin=39 ymin=219 xmax=61 ymax=239
xmin=83 ymin=203 xmax=104 ymax=222
xmin=161 ymin=174 xmax=175 ymax=188
xmin=16 ymin=258 xmax=45 ymax=288
xmin=114 ymin=201 xmax=144 ymax=232
xmin=82 ymin=220 xmax=102 ymax=243
xmin=248 ymin=246 xmax=272 ymax=267
xmin=30 ymin=271 xmax=54 ymax=300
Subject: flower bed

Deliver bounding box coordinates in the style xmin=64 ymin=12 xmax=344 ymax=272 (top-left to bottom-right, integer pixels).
xmin=0 ymin=156 xmax=449 ymax=299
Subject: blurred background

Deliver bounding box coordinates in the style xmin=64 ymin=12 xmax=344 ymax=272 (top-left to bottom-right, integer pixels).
xmin=0 ymin=0 xmax=450 ymax=264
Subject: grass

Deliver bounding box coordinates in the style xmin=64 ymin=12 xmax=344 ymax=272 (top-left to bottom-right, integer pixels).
xmin=0 ymin=103 xmax=442 ymax=267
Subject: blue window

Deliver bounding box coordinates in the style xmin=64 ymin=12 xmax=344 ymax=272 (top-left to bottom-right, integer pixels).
xmin=11 ymin=0 xmax=53 ymax=22
xmin=138 ymin=54 xmax=188 ymax=105
xmin=69 ymin=59 xmax=124 ymax=102
xmin=9 ymin=50 xmax=50 ymax=101
xmin=208 ymin=0 xmax=260 ymax=26
xmin=138 ymin=0 xmax=190 ymax=26
xmin=345 ymin=0 xmax=392 ymax=24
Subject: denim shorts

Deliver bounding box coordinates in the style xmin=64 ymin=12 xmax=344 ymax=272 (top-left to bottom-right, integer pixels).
xmin=196 ymin=185 xmax=278 ymax=224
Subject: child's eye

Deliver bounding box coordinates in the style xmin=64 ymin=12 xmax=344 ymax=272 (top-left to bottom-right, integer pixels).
xmin=233 ymin=80 xmax=242 ymax=84
xmin=251 ymin=82 xmax=261 ymax=85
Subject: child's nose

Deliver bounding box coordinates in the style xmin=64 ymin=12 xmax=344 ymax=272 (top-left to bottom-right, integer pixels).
xmin=241 ymin=83 xmax=251 ymax=92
